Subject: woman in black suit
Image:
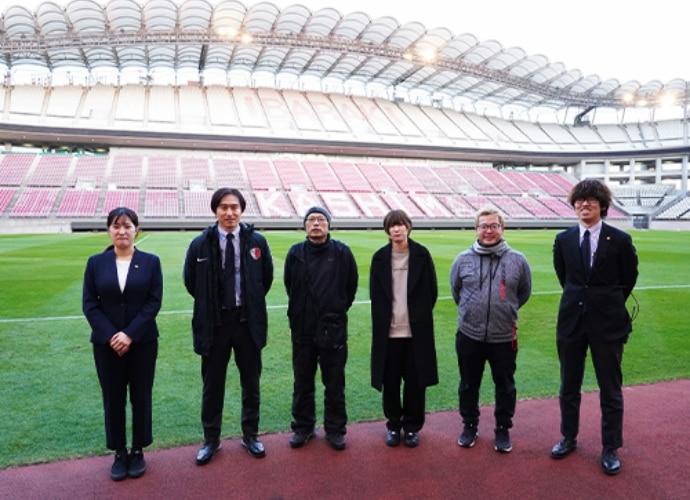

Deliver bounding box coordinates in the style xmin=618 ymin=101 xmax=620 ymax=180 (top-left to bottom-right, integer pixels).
xmin=83 ymin=207 xmax=163 ymax=481
xmin=370 ymin=210 xmax=438 ymax=448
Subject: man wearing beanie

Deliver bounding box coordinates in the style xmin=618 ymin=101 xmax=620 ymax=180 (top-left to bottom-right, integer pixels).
xmin=284 ymin=206 xmax=359 ymax=451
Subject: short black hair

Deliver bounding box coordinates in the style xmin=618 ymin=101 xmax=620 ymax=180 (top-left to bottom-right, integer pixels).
xmin=383 ymin=209 xmax=412 ymax=234
xmin=567 ymin=179 xmax=612 ymax=218
xmin=210 ymin=187 xmax=246 ymax=213
xmin=106 ymin=206 xmax=139 ymax=228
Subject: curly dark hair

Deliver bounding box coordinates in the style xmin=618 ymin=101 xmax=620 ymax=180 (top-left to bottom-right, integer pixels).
xmin=567 ymin=178 xmax=612 ymax=218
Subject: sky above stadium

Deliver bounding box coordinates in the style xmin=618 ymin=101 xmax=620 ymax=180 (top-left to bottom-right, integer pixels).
xmin=17 ymin=0 xmax=687 ymax=84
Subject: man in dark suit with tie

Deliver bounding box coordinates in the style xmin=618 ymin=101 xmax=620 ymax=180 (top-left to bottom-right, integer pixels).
xmin=184 ymin=188 xmax=274 ymax=465
xmin=550 ymin=179 xmax=638 ymax=475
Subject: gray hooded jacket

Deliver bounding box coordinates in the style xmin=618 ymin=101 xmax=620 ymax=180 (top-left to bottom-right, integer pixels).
xmin=450 ymin=239 xmax=532 ymax=343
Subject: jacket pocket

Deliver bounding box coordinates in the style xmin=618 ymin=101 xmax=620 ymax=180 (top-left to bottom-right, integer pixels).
xmin=317 ymin=313 xmax=347 ymax=349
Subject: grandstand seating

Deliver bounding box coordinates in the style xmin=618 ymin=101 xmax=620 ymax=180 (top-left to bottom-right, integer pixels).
xmin=147 ymin=156 xmax=178 ymax=189
xmin=0 ymin=188 xmax=16 ymax=214
xmin=102 ymin=190 xmax=140 ymax=215
xmin=71 ymin=156 xmax=108 ymax=188
xmin=6 ymin=83 xmax=688 ymax=226
xmin=144 ymin=190 xmax=179 ymax=217
xmin=10 ymin=188 xmax=59 ymax=217
xmin=1 ymin=151 xmax=641 ymax=222
xmin=1 ymin=84 xmax=688 ymax=159
xmin=56 ymin=189 xmax=100 ymax=217
xmin=657 ymin=196 xmax=690 ymax=219
xmin=26 ymin=155 xmax=73 ymax=187
xmin=0 ymin=154 xmax=34 ymax=186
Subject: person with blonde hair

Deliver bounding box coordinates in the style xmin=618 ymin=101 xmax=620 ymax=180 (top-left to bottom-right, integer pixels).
xmin=450 ymin=206 xmax=532 ymax=453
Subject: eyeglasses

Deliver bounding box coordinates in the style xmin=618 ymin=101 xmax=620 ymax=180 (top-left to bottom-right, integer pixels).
xmin=306 ymin=217 xmax=328 ymax=224
xmin=477 ymin=223 xmax=502 ymax=231
xmin=574 ymin=197 xmax=599 ymax=205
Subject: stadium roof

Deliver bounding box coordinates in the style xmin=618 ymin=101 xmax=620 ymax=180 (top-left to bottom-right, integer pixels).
xmin=1 ymin=0 xmax=688 ymax=114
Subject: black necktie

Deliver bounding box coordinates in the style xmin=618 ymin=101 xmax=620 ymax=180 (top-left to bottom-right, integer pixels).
xmin=224 ymin=233 xmax=236 ymax=308
xmin=581 ymin=229 xmax=591 ymax=273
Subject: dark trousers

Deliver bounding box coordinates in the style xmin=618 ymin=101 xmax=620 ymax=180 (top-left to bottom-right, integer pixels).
xmin=93 ymin=340 xmax=158 ymax=451
xmin=456 ymin=332 xmax=517 ymax=429
xmin=557 ymin=327 xmax=625 ymax=449
xmin=201 ymin=308 xmax=261 ymax=442
xmin=291 ymin=341 xmax=348 ymax=436
xmin=382 ymin=338 xmax=425 ymax=433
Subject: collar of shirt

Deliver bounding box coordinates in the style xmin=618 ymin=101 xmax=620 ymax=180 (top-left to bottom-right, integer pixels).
xmin=218 ymin=226 xmax=241 ymax=262
xmin=579 ymin=220 xmax=602 ymax=256
xmin=218 ymin=226 xmax=240 ymax=243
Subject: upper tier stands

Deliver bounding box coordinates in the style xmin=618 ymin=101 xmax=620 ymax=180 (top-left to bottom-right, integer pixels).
xmin=1 ymin=84 xmax=686 ymax=154
xmin=0 ymin=152 xmax=636 ymax=222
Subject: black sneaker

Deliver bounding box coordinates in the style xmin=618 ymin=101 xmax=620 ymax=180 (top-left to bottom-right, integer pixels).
xmin=289 ymin=431 xmax=315 ymax=449
xmin=458 ymin=425 xmax=478 ymax=448
xmin=110 ymin=449 xmax=128 ymax=481
xmin=127 ymin=448 xmax=146 ymax=478
xmin=494 ymin=427 xmax=512 ymax=453
xmin=325 ymin=433 xmax=346 ymax=451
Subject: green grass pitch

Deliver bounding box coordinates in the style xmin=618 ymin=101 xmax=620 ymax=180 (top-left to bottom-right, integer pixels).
xmin=1 ymin=228 xmax=688 ymax=467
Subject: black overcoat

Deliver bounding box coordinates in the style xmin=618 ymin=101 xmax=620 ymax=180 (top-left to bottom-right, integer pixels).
xmin=369 ymin=238 xmax=438 ymax=391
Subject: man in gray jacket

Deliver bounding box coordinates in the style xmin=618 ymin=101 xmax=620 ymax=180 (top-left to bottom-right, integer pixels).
xmin=450 ymin=207 xmax=531 ymax=453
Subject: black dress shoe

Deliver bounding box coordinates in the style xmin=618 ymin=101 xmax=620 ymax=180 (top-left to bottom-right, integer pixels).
xmin=601 ymin=448 xmax=621 ymax=475
xmin=242 ymin=436 xmax=266 ymax=458
xmin=385 ymin=430 xmax=400 ymax=447
xmin=550 ymin=438 xmax=577 ymax=459
xmin=403 ymin=431 xmax=419 ymax=448
xmin=326 ymin=433 xmax=346 ymax=451
xmin=195 ymin=441 xmax=220 ymax=466
xmin=290 ymin=431 xmax=316 ymax=449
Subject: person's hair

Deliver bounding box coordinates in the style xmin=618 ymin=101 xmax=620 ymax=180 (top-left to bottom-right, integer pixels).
xmin=106 ymin=206 xmax=139 ymax=228
xmin=383 ymin=209 xmax=412 ymax=234
xmin=567 ymin=178 xmax=612 ymax=217
xmin=474 ymin=206 xmax=505 ymax=227
xmin=210 ymin=187 xmax=246 ymax=213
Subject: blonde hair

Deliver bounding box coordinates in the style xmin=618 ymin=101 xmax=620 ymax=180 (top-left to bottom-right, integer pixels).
xmin=474 ymin=206 xmax=505 ymax=227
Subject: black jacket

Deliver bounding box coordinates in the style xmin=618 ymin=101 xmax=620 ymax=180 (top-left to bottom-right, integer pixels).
xmin=83 ymin=248 xmax=163 ymax=345
xmin=553 ymin=222 xmax=638 ymax=342
xmin=369 ymin=239 xmax=438 ymax=390
xmin=284 ymin=236 xmax=358 ymax=348
xmin=183 ymin=222 xmax=273 ymax=355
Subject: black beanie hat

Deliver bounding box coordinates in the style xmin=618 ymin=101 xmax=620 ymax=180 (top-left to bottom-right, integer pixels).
xmin=303 ymin=206 xmax=332 ymax=227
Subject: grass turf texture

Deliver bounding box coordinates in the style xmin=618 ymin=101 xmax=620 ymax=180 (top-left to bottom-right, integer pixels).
xmin=1 ymin=228 xmax=688 ymax=468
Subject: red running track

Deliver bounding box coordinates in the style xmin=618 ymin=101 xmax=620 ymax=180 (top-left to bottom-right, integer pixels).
xmin=1 ymin=379 xmax=688 ymax=499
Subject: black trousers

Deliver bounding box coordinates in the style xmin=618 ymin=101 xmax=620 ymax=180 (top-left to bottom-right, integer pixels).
xmin=382 ymin=338 xmax=425 ymax=433
xmin=456 ymin=332 xmax=517 ymax=429
xmin=93 ymin=339 xmax=158 ymax=451
xmin=291 ymin=341 xmax=348 ymax=436
xmin=557 ymin=327 xmax=625 ymax=449
xmin=201 ymin=308 xmax=261 ymax=442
